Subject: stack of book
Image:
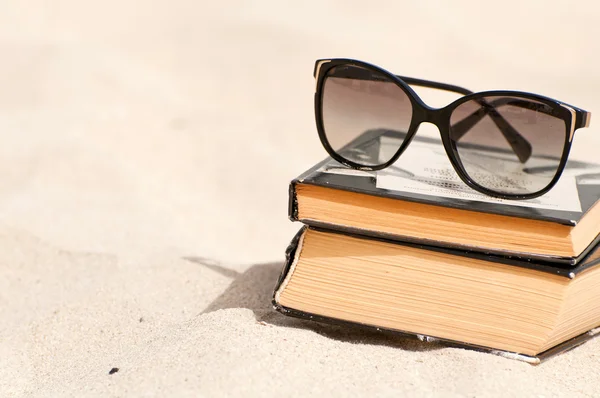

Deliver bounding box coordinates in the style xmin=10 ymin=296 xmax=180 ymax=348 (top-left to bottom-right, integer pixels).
xmin=272 ymin=134 xmax=600 ymax=363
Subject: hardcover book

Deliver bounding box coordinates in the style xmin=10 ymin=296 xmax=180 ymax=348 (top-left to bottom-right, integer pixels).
xmin=272 ymin=226 xmax=600 ymax=364
xmin=289 ymin=130 xmax=600 ymax=264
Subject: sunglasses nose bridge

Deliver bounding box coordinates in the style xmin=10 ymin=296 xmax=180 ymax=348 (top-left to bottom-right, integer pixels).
xmin=413 ymin=104 xmax=446 ymax=130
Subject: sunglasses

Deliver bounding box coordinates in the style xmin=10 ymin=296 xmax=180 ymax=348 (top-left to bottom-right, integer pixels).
xmin=313 ymin=58 xmax=592 ymax=199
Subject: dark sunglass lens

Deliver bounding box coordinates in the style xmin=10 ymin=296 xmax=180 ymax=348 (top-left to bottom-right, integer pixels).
xmin=320 ymin=65 xmax=413 ymax=167
xmin=449 ymin=96 xmax=567 ymax=195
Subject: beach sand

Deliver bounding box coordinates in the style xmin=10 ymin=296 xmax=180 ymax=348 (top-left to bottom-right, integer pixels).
xmin=1 ymin=1 xmax=600 ymax=396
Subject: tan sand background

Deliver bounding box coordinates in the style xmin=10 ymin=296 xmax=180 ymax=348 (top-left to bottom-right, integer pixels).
xmin=0 ymin=1 xmax=599 ymax=396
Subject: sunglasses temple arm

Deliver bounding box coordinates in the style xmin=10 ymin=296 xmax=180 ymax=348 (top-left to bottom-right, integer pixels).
xmin=325 ymin=67 xmax=473 ymax=96
xmin=395 ymin=75 xmax=473 ymax=96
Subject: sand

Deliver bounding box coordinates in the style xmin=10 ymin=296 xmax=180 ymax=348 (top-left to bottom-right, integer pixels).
xmin=1 ymin=1 xmax=600 ymax=396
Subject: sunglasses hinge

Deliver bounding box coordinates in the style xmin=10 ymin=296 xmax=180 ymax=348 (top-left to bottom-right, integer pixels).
xmin=560 ymin=103 xmax=577 ymax=141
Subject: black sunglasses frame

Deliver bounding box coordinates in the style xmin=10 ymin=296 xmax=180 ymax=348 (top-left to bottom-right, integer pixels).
xmin=313 ymin=58 xmax=592 ymax=200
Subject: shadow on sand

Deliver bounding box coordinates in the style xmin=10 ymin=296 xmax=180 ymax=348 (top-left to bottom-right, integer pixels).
xmin=184 ymin=257 xmax=441 ymax=352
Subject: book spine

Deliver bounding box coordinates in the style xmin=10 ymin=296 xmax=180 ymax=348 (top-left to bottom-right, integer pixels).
xmin=272 ymin=226 xmax=306 ymax=308
xmin=287 ymin=155 xmax=335 ymax=222
xmin=288 ymin=181 xmax=299 ymax=221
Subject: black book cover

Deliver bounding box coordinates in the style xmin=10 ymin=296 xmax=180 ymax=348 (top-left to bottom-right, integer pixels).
xmin=272 ymin=226 xmax=600 ymax=364
xmin=289 ymin=131 xmax=600 ymax=264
